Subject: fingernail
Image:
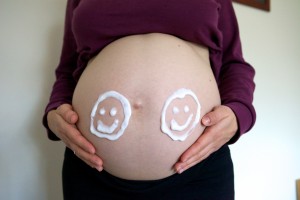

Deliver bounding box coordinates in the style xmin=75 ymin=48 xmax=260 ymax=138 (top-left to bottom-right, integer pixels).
xmin=176 ymin=166 xmax=184 ymax=174
xmin=89 ymin=149 xmax=95 ymax=154
xmin=96 ymin=166 xmax=103 ymax=172
xmin=203 ymin=117 xmax=210 ymax=125
xmin=178 ymin=168 xmax=185 ymax=174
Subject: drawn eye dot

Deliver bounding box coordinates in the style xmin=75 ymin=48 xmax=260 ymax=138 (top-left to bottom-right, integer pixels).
xmin=99 ymin=108 xmax=106 ymax=115
xmin=110 ymin=107 xmax=117 ymax=116
xmin=173 ymin=107 xmax=180 ymax=114
xmin=184 ymin=105 xmax=189 ymax=113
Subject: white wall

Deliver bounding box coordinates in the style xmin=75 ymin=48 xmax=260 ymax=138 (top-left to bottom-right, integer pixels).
xmin=232 ymin=1 xmax=300 ymax=200
xmin=0 ymin=1 xmax=66 ymax=199
xmin=0 ymin=0 xmax=299 ymax=199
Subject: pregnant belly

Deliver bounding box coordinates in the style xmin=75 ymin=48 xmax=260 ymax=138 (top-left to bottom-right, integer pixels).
xmin=72 ymin=33 xmax=221 ymax=180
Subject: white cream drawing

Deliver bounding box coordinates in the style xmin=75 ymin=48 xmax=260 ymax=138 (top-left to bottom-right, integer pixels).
xmin=90 ymin=91 xmax=131 ymax=140
xmin=161 ymin=88 xmax=201 ymax=141
xmin=96 ymin=107 xmax=119 ymax=134
xmin=170 ymin=106 xmax=193 ymax=131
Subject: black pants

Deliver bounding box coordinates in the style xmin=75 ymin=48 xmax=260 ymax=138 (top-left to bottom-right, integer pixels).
xmin=62 ymin=145 xmax=234 ymax=200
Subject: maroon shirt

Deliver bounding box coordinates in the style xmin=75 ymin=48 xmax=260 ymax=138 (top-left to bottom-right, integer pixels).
xmin=44 ymin=0 xmax=256 ymax=143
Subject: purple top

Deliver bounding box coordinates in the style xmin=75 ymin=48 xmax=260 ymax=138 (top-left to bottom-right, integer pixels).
xmin=44 ymin=0 xmax=256 ymax=143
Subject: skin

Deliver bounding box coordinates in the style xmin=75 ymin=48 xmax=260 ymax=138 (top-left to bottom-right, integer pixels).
xmin=47 ymin=103 xmax=237 ymax=174
xmin=47 ymin=104 xmax=103 ymax=172
xmin=174 ymin=105 xmax=237 ymax=174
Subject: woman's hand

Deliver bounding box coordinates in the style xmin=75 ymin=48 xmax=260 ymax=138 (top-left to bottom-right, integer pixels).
xmin=47 ymin=104 xmax=103 ymax=171
xmin=174 ymin=105 xmax=238 ymax=174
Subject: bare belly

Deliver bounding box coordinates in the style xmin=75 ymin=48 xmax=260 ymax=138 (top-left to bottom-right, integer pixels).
xmin=72 ymin=33 xmax=221 ymax=180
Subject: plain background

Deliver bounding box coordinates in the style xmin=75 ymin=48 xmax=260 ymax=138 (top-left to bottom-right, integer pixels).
xmin=0 ymin=0 xmax=299 ymax=199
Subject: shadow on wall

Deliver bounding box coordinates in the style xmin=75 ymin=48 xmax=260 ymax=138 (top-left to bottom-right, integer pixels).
xmin=29 ymin=22 xmax=65 ymax=200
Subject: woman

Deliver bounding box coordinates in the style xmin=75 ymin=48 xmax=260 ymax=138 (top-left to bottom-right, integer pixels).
xmin=43 ymin=0 xmax=256 ymax=199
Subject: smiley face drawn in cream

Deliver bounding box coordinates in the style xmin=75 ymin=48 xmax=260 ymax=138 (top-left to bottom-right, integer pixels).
xmin=90 ymin=91 xmax=131 ymax=140
xmin=96 ymin=107 xmax=119 ymax=134
xmin=161 ymin=88 xmax=201 ymax=141
xmin=171 ymin=105 xmax=193 ymax=131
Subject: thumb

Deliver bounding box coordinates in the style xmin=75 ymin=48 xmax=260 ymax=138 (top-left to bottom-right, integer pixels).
xmin=201 ymin=106 xmax=224 ymax=126
xmin=57 ymin=104 xmax=78 ymax=124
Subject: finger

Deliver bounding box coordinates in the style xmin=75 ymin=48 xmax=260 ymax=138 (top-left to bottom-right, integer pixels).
xmin=62 ymin=133 xmax=103 ymax=171
xmin=175 ymin=149 xmax=212 ymax=174
xmin=56 ymin=106 xmax=98 ymax=154
xmin=180 ymin=139 xmax=206 ymax=163
xmin=175 ymin=137 xmax=213 ymax=167
xmin=57 ymin=104 xmax=78 ymax=124
xmin=179 ymin=128 xmax=214 ymax=163
xmin=64 ymin=128 xmax=102 ymax=170
xmin=65 ymin=126 xmax=96 ymax=154
xmin=174 ymin=126 xmax=220 ymax=172
xmin=53 ymin=112 xmax=96 ymax=155
xmin=73 ymin=146 xmax=103 ymax=171
xmin=201 ymin=106 xmax=227 ymax=126
xmin=175 ymin=124 xmax=231 ymax=173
